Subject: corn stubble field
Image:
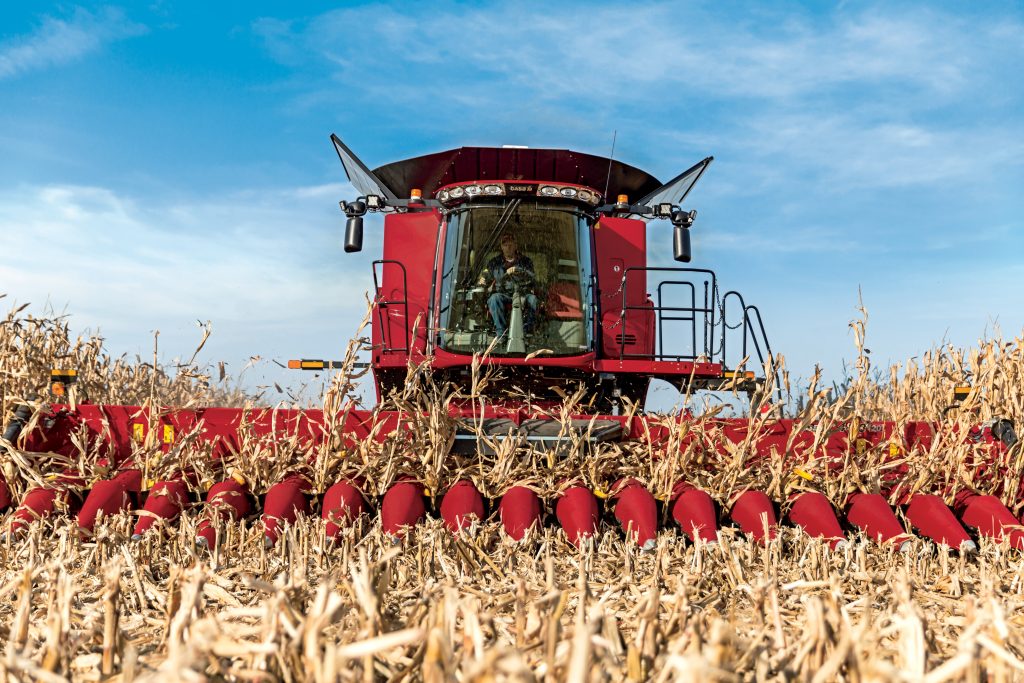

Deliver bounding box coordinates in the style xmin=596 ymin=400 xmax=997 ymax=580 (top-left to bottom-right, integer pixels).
xmin=4 ymin=297 xmax=1024 ymax=682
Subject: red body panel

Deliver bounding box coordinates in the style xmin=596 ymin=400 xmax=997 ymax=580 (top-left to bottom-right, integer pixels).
xmin=593 ymin=216 xmax=653 ymax=359
xmin=373 ymin=210 xmax=441 ymax=367
xmin=430 ymin=348 xmax=596 ymax=370
xmin=592 ymin=359 xmax=722 ymax=377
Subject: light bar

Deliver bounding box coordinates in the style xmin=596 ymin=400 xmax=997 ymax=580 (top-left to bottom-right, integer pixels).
xmin=436 ymin=180 xmax=600 ymax=207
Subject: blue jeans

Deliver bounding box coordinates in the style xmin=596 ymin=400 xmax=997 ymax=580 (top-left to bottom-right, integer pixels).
xmin=488 ymin=292 xmax=539 ymax=337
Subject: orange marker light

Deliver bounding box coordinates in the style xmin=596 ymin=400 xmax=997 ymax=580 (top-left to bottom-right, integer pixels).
xmin=616 ymin=194 xmax=628 ymax=205
xmin=410 ymin=188 xmax=423 ymax=201
xmin=287 ymin=360 xmax=301 ymax=369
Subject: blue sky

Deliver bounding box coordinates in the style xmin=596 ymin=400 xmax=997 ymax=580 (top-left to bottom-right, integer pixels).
xmin=1 ymin=2 xmax=1022 ymax=406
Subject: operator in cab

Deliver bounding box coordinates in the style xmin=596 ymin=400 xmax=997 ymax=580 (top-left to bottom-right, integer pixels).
xmin=479 ymin=231 xmax=539 ymax=339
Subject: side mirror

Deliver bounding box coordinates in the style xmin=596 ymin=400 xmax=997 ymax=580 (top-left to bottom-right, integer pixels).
xmin=344 ymin=215 xmax=364 ymax=253
xmin=341 ymin=199 xmax=367 ymax=253
xmin=673 ymin=225 xmax=691 ymax=263
xmin=670 ymin=209 xmax=696 ymax=263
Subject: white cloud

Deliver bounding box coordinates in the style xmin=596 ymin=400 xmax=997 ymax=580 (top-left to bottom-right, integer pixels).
xmin=0 ymin=182 xmax=377 ymax=397
xmin=259 ymin=4 xmax=1014 ymax=102
xmin=252 ymin=4 xmax=1024 ymax=195
xmin=0 ymin=6 xmax=147 ymax=80
xmin=714 ymin=112 xmax=1024 ymax=191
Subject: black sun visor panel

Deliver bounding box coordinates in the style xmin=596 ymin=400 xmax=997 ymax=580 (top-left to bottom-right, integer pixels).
xmin=331 ymin=134 xmax=399 ymax=202
xmin=637 ymin=157 xmax=713 ymax=208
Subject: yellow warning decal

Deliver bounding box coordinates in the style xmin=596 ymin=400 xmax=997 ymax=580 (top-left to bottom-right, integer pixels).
xmin=889 ymin=442 xmax=901 ymax=456
xmin=133 ymin=423 xmax=145 ymax=442
xmin=163 ymin=424 xmax=174 ymax=444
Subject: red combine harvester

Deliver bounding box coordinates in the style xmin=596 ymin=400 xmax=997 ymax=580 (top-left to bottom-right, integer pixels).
xmin=1 ymin=136 xmax=1020 ymax=550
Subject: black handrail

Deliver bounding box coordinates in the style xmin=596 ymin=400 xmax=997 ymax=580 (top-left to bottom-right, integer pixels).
xmin=372 ymin=259 xmax=411 ymax=354
xmin=743 ymin=304 xmax=782 ymax=402
xmin=719 ymin=290 xmax=749 ymax=365
xmin=586 ymin=272 xmax=599 ymax=352
xmin=619 ymin=267 xmax=717 ymax=361
xmin=743 ymin=304 xmax=774 ymax=367
xmin=656 ymin=281 xmax=696 ymax=360
xmin=613 ymin=268 xmax=777 ymax=396
xmin=720 ymin=290 xmax=781 ymax=400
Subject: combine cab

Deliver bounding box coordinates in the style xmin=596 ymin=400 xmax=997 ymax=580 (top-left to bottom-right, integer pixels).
xmin=333 ymin=137 xmax=771 ymax=407
xmin=1 ymin=136 xmax=1021 ymax=551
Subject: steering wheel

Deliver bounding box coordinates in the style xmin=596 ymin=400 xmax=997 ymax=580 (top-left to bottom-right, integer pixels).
xmin=503 ymin=266 xmax=535 ymax=291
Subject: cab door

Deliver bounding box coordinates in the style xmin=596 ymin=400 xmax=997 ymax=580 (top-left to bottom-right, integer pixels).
xmin=593 ymin=216 xmax=654 ymax=358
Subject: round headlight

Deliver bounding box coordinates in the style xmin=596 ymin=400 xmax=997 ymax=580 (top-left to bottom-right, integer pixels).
xmin=438 ymin=190 xmax=450 ymax=202
xmin=449 ymin=186 xmax=465 ymax=198
xmin=483 ymin=184 xmax=502 ymax=195
xmin=577 ymin=190 xmax=592 ymax=202
xmin=539 ymin=186 xmax=558 ymax=196
xmin=559 ymin=187 xmax=578 ymax=198
xmin=465 ymin=185 xmax=482 ymax=196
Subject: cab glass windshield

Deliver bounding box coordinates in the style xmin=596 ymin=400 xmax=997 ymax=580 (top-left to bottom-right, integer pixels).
xmin=437 ymin=200 xmax=593 ymax=357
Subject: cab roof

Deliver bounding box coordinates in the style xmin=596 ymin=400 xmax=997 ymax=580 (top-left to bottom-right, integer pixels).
xmin=370 ymin=146 xmax=663 ymax=201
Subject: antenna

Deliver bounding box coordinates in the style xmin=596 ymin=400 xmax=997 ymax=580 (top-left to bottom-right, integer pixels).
xmin=603 ymin=130 xmax=617 ymax=200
